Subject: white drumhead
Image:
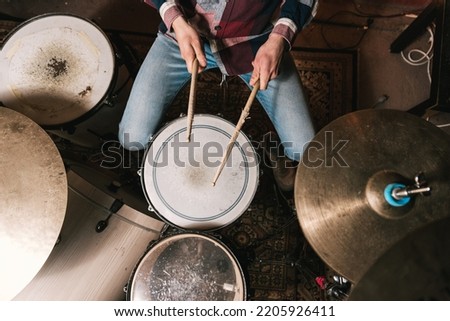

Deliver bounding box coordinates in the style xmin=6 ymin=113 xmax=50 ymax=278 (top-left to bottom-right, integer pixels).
xmin=0 ymin=14 xmax=115 ymax=126
xmin=129 ymin=233 xmax=246 ymax=301
xmin=141 ymin=115 xmax=259 ymax=231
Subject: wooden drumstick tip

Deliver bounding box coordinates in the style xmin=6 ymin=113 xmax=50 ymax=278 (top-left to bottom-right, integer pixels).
xmin=211 ymin=169 xmax=222 ymax=186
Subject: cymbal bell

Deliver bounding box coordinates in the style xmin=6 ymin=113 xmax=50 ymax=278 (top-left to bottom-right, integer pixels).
xmin=349 ymin=216 xmax=450 ymax=300
xmin=295 ymin=109 xmax=450 ymax=283
xmin=0 ymin=107 xmax=68 ymax=300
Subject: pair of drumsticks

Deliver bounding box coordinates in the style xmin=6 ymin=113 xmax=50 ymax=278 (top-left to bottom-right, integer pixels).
xmin=185 ymin=58 xmax=260 ymax=186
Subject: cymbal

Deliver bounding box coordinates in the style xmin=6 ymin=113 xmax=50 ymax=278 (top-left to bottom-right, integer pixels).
xmin=349 ymin=216 xmax=450 ymax=300
xmin=295 ymin=109 xmax=450 ymax=283
xmin=0 ymin=107 xmax=68 ymax=300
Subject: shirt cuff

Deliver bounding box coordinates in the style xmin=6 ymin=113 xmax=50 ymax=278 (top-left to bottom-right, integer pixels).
xmin=272 ymin=18 xmax=298 ymax=50
xmin=159 ymin=2 xmax=184 ymax=31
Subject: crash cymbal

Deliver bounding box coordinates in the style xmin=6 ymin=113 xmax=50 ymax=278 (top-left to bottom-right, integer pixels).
xmin=349 ymin=217 xmax=450 ymax=300
xmin=295 ymin=109 xmax=450 ymax=283
xmin=0 ymin=107 xmax=67 ymax=300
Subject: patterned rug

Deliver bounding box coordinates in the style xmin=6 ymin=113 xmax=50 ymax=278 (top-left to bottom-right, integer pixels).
xmin=291 ymin=48 xmax=357 ymax=131
xmin=0 ymin=20 xmax=357 ymax=301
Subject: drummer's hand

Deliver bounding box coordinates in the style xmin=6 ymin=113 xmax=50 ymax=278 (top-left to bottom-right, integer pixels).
xmin=172 ymin=16 xmax=207 ymax=73
xmin=250 ymin=33 xmax=286 ymax=90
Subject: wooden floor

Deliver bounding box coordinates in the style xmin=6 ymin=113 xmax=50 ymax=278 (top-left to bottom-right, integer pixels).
xmin=14 ymin=171 xmax=165 ymax=301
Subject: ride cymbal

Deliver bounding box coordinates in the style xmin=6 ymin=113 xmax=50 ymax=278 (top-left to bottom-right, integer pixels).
xmin=0 ymin=107 xmax=68 ymax=300
xmin=295 ymin=109 xmax=450 ymax=283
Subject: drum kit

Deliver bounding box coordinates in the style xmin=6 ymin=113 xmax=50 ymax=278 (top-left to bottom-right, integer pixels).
xmin=0 ymin=12 xmax=255 ymax=301
xmin=1 ymin=12 xmax=450 ymax=302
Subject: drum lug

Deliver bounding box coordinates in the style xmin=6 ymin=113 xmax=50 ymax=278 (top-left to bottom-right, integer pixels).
xmin=160 ymin=223 xmax=171 ymax=236
xmin=55 ymin=234 xmax=62 ymax=245
xmin=103 ymin=96 xmax=117 ymax=107
xmin=137 ymin=169 xmax=142 ymax=177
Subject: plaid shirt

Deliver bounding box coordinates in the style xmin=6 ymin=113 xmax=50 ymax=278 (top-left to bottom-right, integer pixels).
xmin=144 ymin=0 xmax=318 ymax=75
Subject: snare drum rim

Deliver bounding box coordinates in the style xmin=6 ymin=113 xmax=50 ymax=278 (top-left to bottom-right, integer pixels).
xmin=140 ymin=114 xmax=259 ymax=232
xmin=125 ymin=231 xmax=248 ymax=301
xmin=0 ymin=12 xmax=118 ymax=130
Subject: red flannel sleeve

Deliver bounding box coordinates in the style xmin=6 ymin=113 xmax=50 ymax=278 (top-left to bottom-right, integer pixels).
xmin=272 ymin=0 xmax=318 ymax=49
xmin=144 ymin=0 xmax=184 ymax=31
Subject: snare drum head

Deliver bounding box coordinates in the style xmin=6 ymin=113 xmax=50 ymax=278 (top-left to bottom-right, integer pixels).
xmin=129 ymin=233 xmax=246 ymax=301
xmin=0 ymin=14 xmax=115 ymax=126
xmin=141 ymin=115 xmax=259 ymax=231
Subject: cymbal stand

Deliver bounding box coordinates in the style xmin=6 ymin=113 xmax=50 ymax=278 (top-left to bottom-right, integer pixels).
xmin=285 ymin=242 xmax=351 ymax=301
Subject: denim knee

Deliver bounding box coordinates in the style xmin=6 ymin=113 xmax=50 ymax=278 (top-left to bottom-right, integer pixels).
xmin=118 ymin=124 xmax=149 ymax=151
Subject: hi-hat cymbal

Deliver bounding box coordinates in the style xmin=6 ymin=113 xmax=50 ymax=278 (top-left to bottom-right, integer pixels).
xmin=349 ymin=216 xmax=450 ymax=300
xmin=295 ymin=109 xmax=450 ymax=283
xmin=0 ymin=107 xmax=68 ymax=300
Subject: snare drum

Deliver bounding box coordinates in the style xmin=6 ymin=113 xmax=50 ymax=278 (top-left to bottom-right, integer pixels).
xmin=127 ymin=232 xmax=246 ymax=301
xmin=0 ymin=13 xmax=116 ymax=129
xmin=141 ymin=114 xmax=259 ymax=231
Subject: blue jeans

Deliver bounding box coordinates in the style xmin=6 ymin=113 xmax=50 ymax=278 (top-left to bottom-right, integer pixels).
xmin=118 ymin=33 xmax=315 ymax=162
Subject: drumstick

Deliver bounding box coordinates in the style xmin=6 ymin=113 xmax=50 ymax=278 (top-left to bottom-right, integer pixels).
xmin=212 ymin=80 xmax=260 ymax=186
xmin=186 ymin=58 xmax=199 ymax=142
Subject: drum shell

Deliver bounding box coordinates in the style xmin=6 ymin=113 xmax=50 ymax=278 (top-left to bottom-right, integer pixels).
xmin=14 ymin=170 xmax=164 ymax=300
xmin=124 ymin=231 xmax=247 ymax=301
xmin=140 ymin=114 xmax=259 ymax=232
xmin=0 ymin=13 xmax=117 ymax=132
